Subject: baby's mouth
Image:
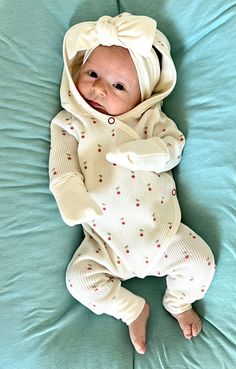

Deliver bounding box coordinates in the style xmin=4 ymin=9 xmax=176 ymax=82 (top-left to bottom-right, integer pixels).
xmin=87 ymin=100 xmax=107 ymax=114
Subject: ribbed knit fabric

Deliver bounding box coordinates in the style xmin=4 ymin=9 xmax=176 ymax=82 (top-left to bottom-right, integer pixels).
xmin=49 ymin=108 xmax=215 ymax=323
xmin=66 ymin=244 xmax=146 ymax=325
xmin=49 ymin=107 xmax=184 ymax=257
xmin=161 ymin=224 xmax=215 ymax=314
xmin=65 ymin=224 xmax=215 ymax=324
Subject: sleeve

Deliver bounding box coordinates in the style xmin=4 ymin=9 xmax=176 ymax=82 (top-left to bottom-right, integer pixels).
xmin=106 ymin=107 xmax=185 ymax=173
xmin=49 ymin=112 xmax=102 ymax=226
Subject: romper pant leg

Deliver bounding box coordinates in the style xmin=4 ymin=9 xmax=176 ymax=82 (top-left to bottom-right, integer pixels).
xmin=66 ymin=234 xmax=145 ymax=325
xmin=161 ymin=224 xmax=216 ymax=315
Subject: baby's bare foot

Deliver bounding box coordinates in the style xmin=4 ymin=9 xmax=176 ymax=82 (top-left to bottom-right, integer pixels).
xmin=173 ymin=308 xmax=202 ymax=340
xmin=128 ymin=303 xmax=150 ymax=354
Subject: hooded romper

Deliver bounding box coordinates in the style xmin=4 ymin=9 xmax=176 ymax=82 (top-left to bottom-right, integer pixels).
xmin=49 ymin=14 xmax=215 ymax=325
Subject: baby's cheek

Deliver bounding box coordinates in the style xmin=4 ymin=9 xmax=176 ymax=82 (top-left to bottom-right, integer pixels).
xmin=75 ymin=79 xmax=81 ymax=92
xmin=76 ymin=80 xmax=87 ymax=98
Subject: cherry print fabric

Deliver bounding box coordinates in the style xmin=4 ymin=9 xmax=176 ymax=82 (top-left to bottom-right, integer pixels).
xmin=65 ymin=223 xmax=215 ymax=324
xmin=49 ymin=105 xmax=184 ymax=272
xmin=49 ymin=108 xmax=215 ymax=323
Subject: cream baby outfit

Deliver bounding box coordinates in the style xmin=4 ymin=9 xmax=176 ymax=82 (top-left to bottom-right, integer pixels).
xmin=49 ymin=13 xmax=215 ymax=325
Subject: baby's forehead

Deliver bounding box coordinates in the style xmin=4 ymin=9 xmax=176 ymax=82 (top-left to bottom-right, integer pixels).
xmin=85 ymin=45 xmax=131 ymax=63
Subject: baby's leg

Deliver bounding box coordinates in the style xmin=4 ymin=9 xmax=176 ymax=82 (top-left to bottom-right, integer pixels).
xmin=66 ymin=237 xmax=147 ymax=353
xmin=161 ymin=224 xmax=215 ymax=339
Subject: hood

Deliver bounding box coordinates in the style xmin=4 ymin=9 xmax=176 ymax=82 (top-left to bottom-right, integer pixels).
xmin=60 ymin=13 xmax=176 ymax=120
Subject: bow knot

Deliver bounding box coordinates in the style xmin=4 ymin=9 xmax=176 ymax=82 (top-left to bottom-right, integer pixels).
xmin=96 ymin=16 xmax=118 ymax=47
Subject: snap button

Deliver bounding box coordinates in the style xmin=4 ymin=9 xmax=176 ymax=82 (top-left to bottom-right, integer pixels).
xmin=108 ymin=117 xmax=115 ymax=125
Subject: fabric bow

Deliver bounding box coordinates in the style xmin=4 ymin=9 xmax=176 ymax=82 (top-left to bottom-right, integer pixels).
xmin=64 ymin=13 xmax=157 ymax=60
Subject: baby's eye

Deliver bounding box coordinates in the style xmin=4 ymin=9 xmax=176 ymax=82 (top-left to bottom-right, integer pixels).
xmin=114 ymin=83 xmax=125 ymax=91
xmin=88 ymin=71 xmax=98 ymax=78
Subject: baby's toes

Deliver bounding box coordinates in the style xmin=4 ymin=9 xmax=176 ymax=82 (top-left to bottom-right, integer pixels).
xmin=192 ymin=320 xmax=202 ymax=337
xmin=183 ymin=324 xmax=193 ymax=340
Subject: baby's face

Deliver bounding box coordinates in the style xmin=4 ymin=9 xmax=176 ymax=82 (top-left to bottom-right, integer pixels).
xmin=76 ymin=45 xmax=141 ymax=116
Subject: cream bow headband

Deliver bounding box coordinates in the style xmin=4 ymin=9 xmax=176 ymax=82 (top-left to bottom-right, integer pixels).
xmin=64 ymin=13 xmax=157 ymax=60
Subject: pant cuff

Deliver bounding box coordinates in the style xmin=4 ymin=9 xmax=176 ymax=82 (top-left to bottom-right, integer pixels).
xmin=105 ymin=286 xmax=146 ymax=325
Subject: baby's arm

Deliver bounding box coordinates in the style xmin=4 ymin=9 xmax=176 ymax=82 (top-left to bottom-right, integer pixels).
xmin=106 ymin=107 xmax=185 ymax=173
xmin=49 ymin=113 xmax=102 ymax=226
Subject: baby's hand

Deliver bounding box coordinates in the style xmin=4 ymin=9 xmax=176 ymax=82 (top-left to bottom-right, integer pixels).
xmin=106 ymin=146 xmax=136 ymax=171
xmin=51 ymin=175 xmax=103 ymax=226
xmin=106 ymin=139 xmax=168 ymax=172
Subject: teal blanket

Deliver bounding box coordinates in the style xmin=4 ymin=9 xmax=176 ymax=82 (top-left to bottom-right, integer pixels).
xmin=1 ymin=1 xmax=235 ymax=368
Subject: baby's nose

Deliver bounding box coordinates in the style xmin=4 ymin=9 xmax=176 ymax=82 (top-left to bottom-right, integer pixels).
xmin=93 ymin=79 xmax=107 ymax=96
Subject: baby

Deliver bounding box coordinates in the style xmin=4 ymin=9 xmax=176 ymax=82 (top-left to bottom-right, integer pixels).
xmin=49 ymin=13 xmax=215 ymax=354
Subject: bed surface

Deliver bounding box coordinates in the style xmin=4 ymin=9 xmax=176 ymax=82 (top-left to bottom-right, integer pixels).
xmin=1 ymin=1 xmax=236 ymax=368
